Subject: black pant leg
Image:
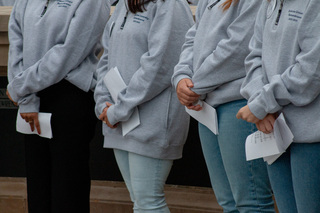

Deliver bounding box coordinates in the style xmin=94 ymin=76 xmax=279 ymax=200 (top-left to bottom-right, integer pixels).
xmin=25 ymin=80 xmax=96 ymax=213
xmin=25 ymin=134 xmax=51 ymax=213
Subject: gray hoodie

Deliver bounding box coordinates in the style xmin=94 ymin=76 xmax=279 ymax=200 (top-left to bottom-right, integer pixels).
xmin=172 ymin=0 xmax=262 ymax=108
xmin=94 ymin=0 xmax=194 ymax=160
xmin=7 ymin=0 xmax=110 ymax=113
xmin=241 ymin=0 xmax=320 ymax=143
xmin=0 ymin=0 xmax=15 ymax=6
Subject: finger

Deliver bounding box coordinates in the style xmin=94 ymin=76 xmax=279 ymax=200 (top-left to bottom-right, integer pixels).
xmin=106 ymin=102 xmax=112 ymax=107
xmin=178 ymin=95 xmax=198 ymax=104
xmin=193 ymin=106 xmax=203 ymax=111
xmin=186 ymin=105 xmax=196 ymax=110
xmin=185 ymin=80 xmax=194 ymax=88
xmin=255 ymin=122 xmax=260 ymax=130
xmin=256 ymin=122 xmax=269 ymax=134
xmin=249 ymin=117 xmax=260 ymax=124
xmin=177 ymin=82 xmax=199 ymax=97
xmin=268 ymin=115 xmax=276 ymax=126
xmin=34 ymin=118 xmax=41 ymax=135
xmin=107 ymin=123 xmax=116 ymax=129
xmin=178 ymin=97 xmax=193 ymax=106
xmin=99 ymin=113 xmax=104 ymax=121
xmin=264 ymin=121 xmax=273 ymax=133
xmin=179 ymin=92 xmax=199 ymax=102
xmin=187 ymin=105 xmax=202 ymax=111
xmin=29 ymin=122 xmax=35 ymax=132
xmin=236 ymin=111 xmax=242 ymax=119
xmin=20 ymin=114 xmax=26 ymax=119
xmin=180 ymin=99 xmax=198 ymax=106
xmin=178 ymin=88 xmax=199 ymax=97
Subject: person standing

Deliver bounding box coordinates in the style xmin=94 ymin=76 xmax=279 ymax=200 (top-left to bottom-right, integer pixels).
xmin=6 ymin=0 xmax=109 ymax=212
xmin=94 ymin=0 xmax=193 ymax=212
xmin=172 ymin=0 xmax=275 ymax=212
xmin=237 ymin=0 xmax=320 ymax=212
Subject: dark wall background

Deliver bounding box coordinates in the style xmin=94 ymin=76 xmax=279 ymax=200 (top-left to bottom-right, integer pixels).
xmin=0 ymin=77 xmax=211 ymax=187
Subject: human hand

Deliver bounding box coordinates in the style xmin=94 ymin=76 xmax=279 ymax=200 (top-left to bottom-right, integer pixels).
xmin=99 ymin=102 xmax=118 ymax=129
xmin=255 ymin=114 xmax=277 ymax=134
xmin=236 ymin=105 xmax=260 ymax=124
xmin=6 ymin=90 xmax=18 ymax=106
xmin=176 ymin=78 xmax=202 ymax=110
xmin=20 ymin=112 xmax=41 ymax=134
xmin=186 ymin=100 xmax=203 ymax=111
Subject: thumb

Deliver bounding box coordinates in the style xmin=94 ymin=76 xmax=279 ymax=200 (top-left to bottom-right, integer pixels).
xmin=185 ymin=79 xmax=194 ymax=88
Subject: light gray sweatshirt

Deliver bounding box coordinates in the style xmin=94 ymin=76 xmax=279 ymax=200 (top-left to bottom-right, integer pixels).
xmin=94 ymin=0 xmax=194 ymax=160
xmin=0 ymin=0 xmax=15 ymax=6
xmin=7 ymin=0 xmax=110 ymax=113
xmin=172 ymin=0 xmax=262 ymax=107
xmin=241 ymin=0 xmax=320 ymax=143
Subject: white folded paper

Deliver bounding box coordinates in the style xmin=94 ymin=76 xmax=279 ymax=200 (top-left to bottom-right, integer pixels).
xmin=103 ymin=67 xmax=140 ymax=136
xmin=186 ymin=100 xmax=218 ymax=135
xmin=16 ymin=111 xmax=53 ymax=139
xmin=245 ymin=113 xmax=293 ymax=165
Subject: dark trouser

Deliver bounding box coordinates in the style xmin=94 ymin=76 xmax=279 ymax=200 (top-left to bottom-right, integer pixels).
xmin=24 ymin=80 xmax=96 ymax=213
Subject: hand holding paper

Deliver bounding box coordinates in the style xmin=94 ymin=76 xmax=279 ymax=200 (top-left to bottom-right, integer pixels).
xmin=186 ymin=100 xmax=218 ymax=135
xmin=16 ymin=111 xmax=53 ymax=139
xmin=245 ymin=113 xmax=293 ymax=165
xmin=103 ymin=67 xmax=140 ymax=136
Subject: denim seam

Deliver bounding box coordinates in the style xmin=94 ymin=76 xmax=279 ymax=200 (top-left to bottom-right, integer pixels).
xmin=249 ymin=161 xmax=264 ymax=212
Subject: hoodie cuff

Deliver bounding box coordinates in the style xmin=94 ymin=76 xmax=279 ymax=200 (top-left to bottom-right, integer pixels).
xmin=172 ymin=75 xmax=191 ymax=90
xmin=7 ymin=84 xmax=19 ymax=103
xmin=18 ymin=95 xmax=40 ymax=113
xmin=248 ymin=98 xmax=268 ymax=120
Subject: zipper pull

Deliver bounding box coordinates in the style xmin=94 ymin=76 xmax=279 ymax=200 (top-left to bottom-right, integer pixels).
xmin=275 ymin=0 xmax=284 ymax=26
xmin=41 ymin=0 xmax=50 ymax=17
xmin=208 ymin=0 xmax=220 ymax=10
xmin=120 ymin=11 xmax=128 ymax=30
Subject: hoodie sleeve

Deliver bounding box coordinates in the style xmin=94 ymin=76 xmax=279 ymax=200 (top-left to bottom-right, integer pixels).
xmin=107 ymin=0 xmax=194 ymax=125
xmin=171 ymin=0 xmax=207 ymax=88
xmin=94 ymin=20 xmax=114 ymax=118
xmin=7 ymin=0 xmax=40 ymax=113
xmin=247 ymin=0 xmax=320 ymax=119
xmin=7 ymin=0 xmax=109 ymax=104
xmin=190 ymin=0 xmax=262 ymax=95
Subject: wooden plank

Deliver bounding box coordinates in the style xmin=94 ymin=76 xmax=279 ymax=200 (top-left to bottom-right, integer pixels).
xmin=0 ymin=6 xmax=12 ymax=15
xmin=0 ymin=66 xmax=7 ymax=76
xmin=0 ymin=32 xmax=8 ymax=44
xmin=0 ymin=6 xmax=11 ymax=32
xmin=0 ymin=177 xmax=222 ymax=213
xmin=0 ymin=45 xmax=8 ymax=66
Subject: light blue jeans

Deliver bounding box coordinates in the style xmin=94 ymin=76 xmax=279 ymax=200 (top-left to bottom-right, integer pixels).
xmin=114 ymin=149 xmax=173 ymax=213
xmin=198 ymin=99 xmax=275 ymax=213
xmin=267 ymin=142 xmax=320 ymax=213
